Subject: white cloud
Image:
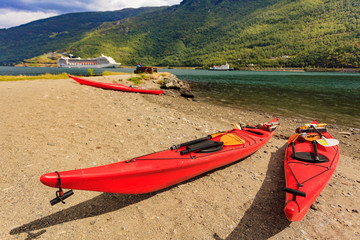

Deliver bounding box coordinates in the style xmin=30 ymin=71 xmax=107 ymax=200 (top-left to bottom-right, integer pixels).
xmin=0 ymin=0 xmax=182 ymax=28
xmin=85 ymin=0 xmax=182 ymax=11
xmin=0 ymin=9 xmax=59 ymax=29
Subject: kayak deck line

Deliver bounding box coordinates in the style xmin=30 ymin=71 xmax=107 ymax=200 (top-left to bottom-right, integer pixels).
xmin=286 ymin=145 xmax=339 ymax=185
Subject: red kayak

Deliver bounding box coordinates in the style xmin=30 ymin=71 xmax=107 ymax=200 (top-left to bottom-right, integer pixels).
xmin=69 ymin=75 xmax=164 ymax=95
xmin=284 ymin=120 xmax=340 ymax=221
xmin=41 ymin=118 xmax=278 ymax=204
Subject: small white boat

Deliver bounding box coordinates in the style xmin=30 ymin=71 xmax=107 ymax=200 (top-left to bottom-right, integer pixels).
xmin=209 ymin=62 xmax=234 ymax=71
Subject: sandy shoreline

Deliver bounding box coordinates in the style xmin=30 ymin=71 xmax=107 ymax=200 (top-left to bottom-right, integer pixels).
xmin=1 ymin=75 xmax=359 ymax=239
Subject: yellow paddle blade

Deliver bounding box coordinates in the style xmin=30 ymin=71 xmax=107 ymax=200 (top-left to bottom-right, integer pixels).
xmin=317 ymin=139 xmax=328 ymax=146
xmin=220 ymin=134 xmax=245 ymax=146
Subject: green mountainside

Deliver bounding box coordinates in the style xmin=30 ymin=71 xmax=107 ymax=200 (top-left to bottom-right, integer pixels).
xmin=1 ymin=0 xmax=359 ymax=68
xmin=0 ymin=7 xmax=163 ymax=64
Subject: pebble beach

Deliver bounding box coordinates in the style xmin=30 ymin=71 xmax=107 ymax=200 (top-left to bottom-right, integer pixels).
xmin=0 ymin=74 xmax=359 ymax=239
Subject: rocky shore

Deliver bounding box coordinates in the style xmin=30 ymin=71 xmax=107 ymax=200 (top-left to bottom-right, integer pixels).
xmin=0 ymin=74 xmax=359 ymax=239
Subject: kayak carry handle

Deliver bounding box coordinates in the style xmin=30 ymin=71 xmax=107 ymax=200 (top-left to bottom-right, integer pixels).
xmin=49 ymin=171 xmax=74 ymax=206
xmin=50 ymin=190 xmax=74 ymax=206
xmin=170 ymin=135 xmax=212 ymax=150
xmin=284 ymin=188 xmax=306 ymax=213
xmin=285 ymin=188 xmax=306 ymax=198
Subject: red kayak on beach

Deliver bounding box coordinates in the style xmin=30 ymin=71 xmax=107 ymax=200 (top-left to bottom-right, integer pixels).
xmin=69 ymin=75 xmax=164 ymax=95
xmin=284 ymin=120 xmax=340 ymax=221
xmin=41 ymin=118 xmax=278 ymax=205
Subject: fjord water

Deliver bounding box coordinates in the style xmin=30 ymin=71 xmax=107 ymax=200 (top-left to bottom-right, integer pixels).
xmin=166 ymin=69 xmax=360 ymax=128
xmin=1 ymin=67 xmax=359 ymax=128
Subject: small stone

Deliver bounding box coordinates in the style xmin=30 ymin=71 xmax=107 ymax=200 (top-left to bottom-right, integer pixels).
xmin=310 ymin=204 xmax=319 ymax=210
xmin=339 ymin=132 xmax=351 ymax=136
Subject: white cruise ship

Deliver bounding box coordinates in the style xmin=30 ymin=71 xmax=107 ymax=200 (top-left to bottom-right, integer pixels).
xmin=58 ymin=54 xmax=121 ymax=68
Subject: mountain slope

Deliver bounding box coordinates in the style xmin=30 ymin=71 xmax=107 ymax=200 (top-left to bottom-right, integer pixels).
xmin=67 ymin=0 xmax=281 ymax=65
xmin=65 ymin=0 xmax=360 ymax=68
xmin=1 ymin=0 xmax=359 ymax=68
xmin=0 ymin=7 xmax=163 ymax=64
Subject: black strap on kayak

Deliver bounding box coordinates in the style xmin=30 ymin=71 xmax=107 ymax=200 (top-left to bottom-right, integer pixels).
xmin=49 ymin=171 xmax=74 ymax=206
xmin=170 ymin=135 xmax=212 ymax=150
xmin=180 ymin=141 xmax=224 ymax=155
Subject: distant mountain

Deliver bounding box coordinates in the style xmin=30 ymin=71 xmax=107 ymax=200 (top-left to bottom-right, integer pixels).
xmin=1 ymin=0 xmax=359 ymax=68
xmin=0 ymin=7 xmax=163 ymax=64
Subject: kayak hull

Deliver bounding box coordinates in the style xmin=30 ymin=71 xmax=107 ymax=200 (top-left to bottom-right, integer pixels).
xmin=41 ymin=118 xmax=277 ymax=194
xmin=284 ymin=121 xmax=340 ymax=221
xmin=69 ymin=75 xmax=164 ymax=95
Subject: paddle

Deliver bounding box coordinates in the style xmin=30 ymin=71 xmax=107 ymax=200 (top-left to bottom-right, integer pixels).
xmin=233 ymin=123 xmax=242 ymax=130
xmin=310 ymin=125 xmax=339 ymax=147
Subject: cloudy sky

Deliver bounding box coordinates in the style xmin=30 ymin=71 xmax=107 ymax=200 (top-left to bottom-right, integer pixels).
xmin=0 ymin=0 xmax=182 ymax=29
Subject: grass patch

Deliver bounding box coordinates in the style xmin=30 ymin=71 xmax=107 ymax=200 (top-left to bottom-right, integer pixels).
xmin=156 ymin=79 xmax=164 ymax=84
xmin=0 ymin=73 xmax=69 ymax=81
xmin=127 ymin=76 xmax=143 ymax=85
xmin=127 ymin=73 xmax=151 ymax=85
xmin=102 ymin=71 xmax=128 ymax=76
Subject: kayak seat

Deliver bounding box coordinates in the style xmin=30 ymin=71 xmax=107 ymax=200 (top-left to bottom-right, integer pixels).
xmin=198 ymin=144 xmax=224 ymax=153
xmin=290 ymin=141 xmax=329 ymax=163
xmin=293 ymin=152 xmax=329 ymax=163
xmin=187 ymin=140 xmax=223 ymax=154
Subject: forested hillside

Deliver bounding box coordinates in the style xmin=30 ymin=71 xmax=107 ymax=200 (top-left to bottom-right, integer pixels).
xmin=0 ymin=7 xmax=163 ymax=64
xmin=1 ymin=0 xmax=359 ymax=68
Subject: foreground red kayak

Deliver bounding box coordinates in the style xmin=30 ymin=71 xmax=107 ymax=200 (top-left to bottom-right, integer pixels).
xmin=69 ymin=75 xmax=164 ymax=95
xmin=284 ymin=120 xmax=340 ymax=221
xmin=41 ymin=118 xmax=278 ymax=204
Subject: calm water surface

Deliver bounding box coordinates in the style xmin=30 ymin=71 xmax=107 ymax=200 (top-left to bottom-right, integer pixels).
xmin=1 ymin=67 xmax=359 ymax=127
